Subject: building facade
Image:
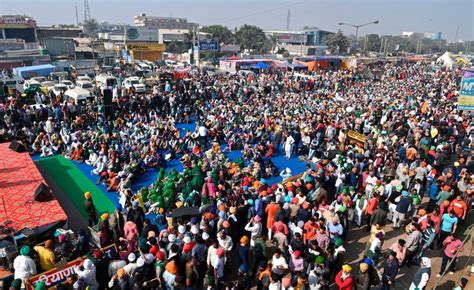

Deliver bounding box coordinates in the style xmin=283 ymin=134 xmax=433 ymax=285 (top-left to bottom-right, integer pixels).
xmin=264 ymin=29 xmax=333 ymax=55
xmin=0 ymin=15 xmax=37 ymax=42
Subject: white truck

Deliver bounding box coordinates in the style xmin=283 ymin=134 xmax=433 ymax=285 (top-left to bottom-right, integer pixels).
xmin=122 ymin=76 xmax=146 ymax=93
xmin=95 ymin=74 xmax=117 ymax=91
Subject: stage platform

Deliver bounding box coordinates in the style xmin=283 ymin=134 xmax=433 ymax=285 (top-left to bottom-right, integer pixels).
xmin=36 ymin=155 xmax=116 ymax=219
xmin=0 ymin=143 xmax=67 ymax=232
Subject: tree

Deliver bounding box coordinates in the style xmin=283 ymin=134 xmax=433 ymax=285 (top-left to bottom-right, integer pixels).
xmin=365 ymin=34 xmax=381 ymax=52
xmin=269 ymin=34 xmax=279 ymax=54
xmin=276 ymin=47 xmax=288 ymax=54
xmin=183 ymin=31 xmax=194 ymax=45
xmin=235 ymin=24 xmax=269 ymax=54
xmin=200 ymin=25 xmax=234 ymax=44
xmin=166 ymin=41 xmax=188 ymax=54
xmin=325 ymin=29 xmax=350 ymax=54
xmin=82 ymin=18 xmax=98 ymax=35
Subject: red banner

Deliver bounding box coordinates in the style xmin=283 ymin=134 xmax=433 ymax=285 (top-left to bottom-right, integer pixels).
xmin=26 ymin=244 xmax=116 ymax=289
xmin=26 ymin=259 xmax=81 ymax=289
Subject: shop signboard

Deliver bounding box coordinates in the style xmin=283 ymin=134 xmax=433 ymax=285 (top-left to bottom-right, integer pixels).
xmin=0 ymin=17 xmax=37 ymax=28
xmin=126 ymin=43 xmax=166 ymax=51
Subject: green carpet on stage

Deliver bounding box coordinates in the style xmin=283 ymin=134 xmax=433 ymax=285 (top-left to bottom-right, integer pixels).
xmin=36 ymin=155 xmax=115 ymax=219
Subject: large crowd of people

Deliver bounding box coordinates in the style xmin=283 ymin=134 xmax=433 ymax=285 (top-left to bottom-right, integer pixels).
xmin=2 ymin=60 xmax=473 ymax=290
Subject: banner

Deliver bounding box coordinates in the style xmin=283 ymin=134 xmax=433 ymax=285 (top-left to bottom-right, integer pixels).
xmin=347 ymin=130 xmax=367 ymax=144
xmin=458 ymin=69 xmax=474 ymax=111
xmin=26 ymin=244 xmax=117 ymax=290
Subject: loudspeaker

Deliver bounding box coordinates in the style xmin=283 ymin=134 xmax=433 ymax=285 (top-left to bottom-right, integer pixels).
xmin=103 ymin=89 xmax=113 ymax=119
xmin=34 ymin=183 xmax=53 ymax=202
xmin=9 ymin=141 xmax=26 ymax=153
xmin=103 ymin=89 xmax=112 ymax=106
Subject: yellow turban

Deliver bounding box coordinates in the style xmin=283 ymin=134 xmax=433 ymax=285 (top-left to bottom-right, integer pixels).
xmin=100 ymin=213 xmax=109 ymax=221
xmin=342 ymin=264 xmax=352 ymax=272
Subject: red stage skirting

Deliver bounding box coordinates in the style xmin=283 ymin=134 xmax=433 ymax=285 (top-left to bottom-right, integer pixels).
xmin=0 ymin=143 xmax=66 ymax=231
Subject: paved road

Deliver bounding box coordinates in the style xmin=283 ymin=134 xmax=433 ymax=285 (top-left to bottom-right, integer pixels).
xmin=342 ymin=198 xmax=473 ymax=290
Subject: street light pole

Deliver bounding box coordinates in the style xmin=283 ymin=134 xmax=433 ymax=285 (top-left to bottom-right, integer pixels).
xmin=355 ymin=26 xmax=359 ymax=51
xmin=339 ymin=20 xmax=379 ymax=52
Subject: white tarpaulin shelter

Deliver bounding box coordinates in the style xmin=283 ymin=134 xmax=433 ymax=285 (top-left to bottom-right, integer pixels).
xmin=436 ymin=51 xmax=455 ymax=68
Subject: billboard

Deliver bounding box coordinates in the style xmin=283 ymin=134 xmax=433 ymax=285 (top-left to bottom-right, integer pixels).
xmin=199 ymin=39 xmax=219 ymax=52
xmin=0 ymin=17 xmax=37 ymax=28
xmin=458 ymin=69 xmax=474 ymax=111
xmin=125 ymin=27 xmax=159 ymax=42
xmin=273 ymin=32 xmax=304 ymax=44
xmin=126 ymin=43 xmax=166 ymax=51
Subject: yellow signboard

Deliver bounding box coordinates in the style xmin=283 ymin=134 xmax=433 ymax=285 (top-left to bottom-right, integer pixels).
xmin=347 ymin=130 xmax=367 ymax=144
xmin=126 ymin=43 xmax=166 ymax=51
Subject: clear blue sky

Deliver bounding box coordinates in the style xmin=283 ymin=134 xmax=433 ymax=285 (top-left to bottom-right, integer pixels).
xmin=1 ymin=0 xmax=472 ymax=41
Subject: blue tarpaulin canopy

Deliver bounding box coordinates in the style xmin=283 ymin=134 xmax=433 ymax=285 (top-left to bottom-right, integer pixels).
xmin=252 ymin=62 xmax=271 ymax=69
xmin=13 ymin=64 xmax=57 ymax=78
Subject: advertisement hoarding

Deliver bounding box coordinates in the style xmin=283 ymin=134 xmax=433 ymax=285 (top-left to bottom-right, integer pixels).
xmin=273 ymin=32 xmax=304 ymax=44
xmin=458 ymin=69 xmax=474 ymax=111
xmin=199 ymin=39 xmax=219 ymax=52
xmin=125 ymin=27 xmax=159 ymax=42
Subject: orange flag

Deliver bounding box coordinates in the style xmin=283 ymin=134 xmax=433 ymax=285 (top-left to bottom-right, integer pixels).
xmin=421 ymin=101 xmax=427 ymax=114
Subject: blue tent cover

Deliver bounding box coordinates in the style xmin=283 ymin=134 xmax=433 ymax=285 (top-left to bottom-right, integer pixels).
xmin=253 ymin=62 xmax=271 ymax=69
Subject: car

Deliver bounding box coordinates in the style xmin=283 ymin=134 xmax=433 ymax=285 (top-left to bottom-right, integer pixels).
xmin=76 ymin=75 xmax=92 ymax=82
xmin=52 ymin=84 xmax=68 ymax=96
xmin=63 ymin=88 xmax=93 ymax=106
xmin=122 ymin=77 xmax=146 ymax=93
xmin=60 ymin=80 xmax=75 ymax=89
xmin=142 ymin=60 xmax=157 ymax=70
xmin=76 ymin=80 xmax=94 ymax=93
xmin=31 ymin=76 xmax=47 ymax=83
